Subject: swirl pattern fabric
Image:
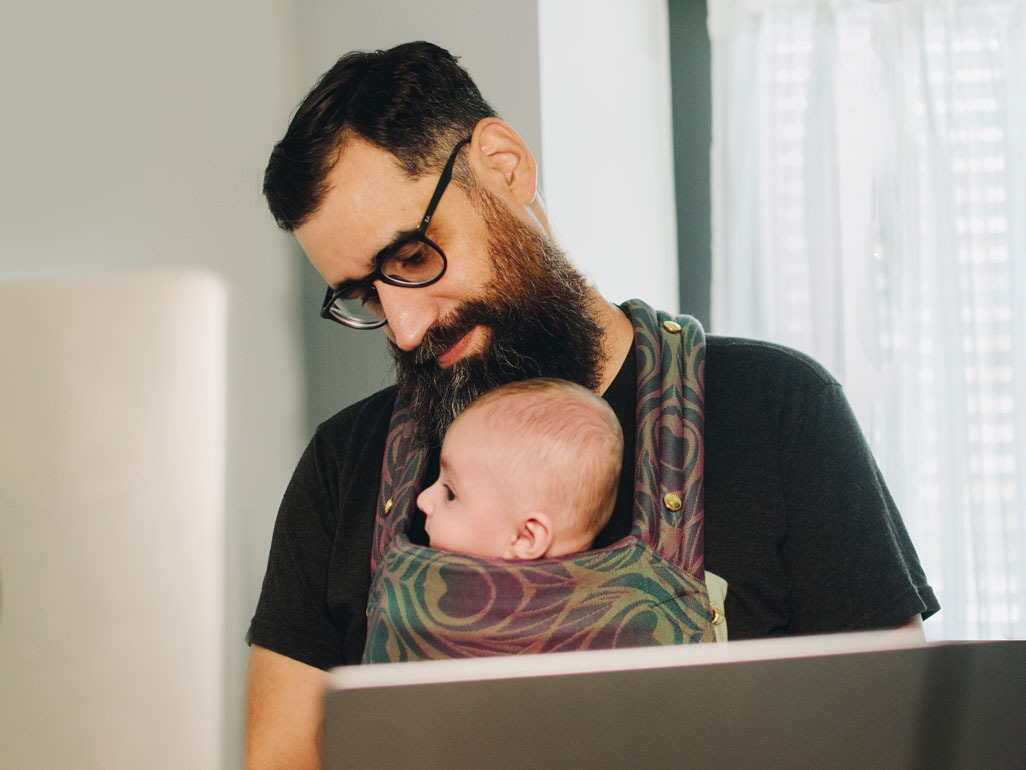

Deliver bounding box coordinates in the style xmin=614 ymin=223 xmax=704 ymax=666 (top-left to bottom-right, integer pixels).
xmin=365 ymin=536 xmax=711 ymax=661
xmin=632 ymin=305 xmax=707 ymax=573
xmin=364 ymin=300 xmax=714 ymax=662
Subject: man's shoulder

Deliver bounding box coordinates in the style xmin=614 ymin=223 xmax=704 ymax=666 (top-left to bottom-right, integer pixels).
xmin=313 ymin=385 xmax=397 ymax=443
xmin=705 ymin=335 xmax=839 ymax=392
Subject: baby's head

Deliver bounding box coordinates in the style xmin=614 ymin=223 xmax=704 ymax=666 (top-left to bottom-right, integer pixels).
xmin=417 ymin=378 xmax=623 ymax=559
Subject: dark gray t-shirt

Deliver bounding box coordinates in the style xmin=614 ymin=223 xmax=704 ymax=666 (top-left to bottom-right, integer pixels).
xmin=248 ymin=334 xmax=939 ymax=669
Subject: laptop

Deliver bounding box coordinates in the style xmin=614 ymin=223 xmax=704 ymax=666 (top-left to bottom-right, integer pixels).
xmin=323 ymin=631 xmax=1025 ymax=769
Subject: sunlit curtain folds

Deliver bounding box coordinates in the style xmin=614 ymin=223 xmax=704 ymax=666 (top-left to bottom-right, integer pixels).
xmin=709 ymin=0 xmax=1026 ymax=639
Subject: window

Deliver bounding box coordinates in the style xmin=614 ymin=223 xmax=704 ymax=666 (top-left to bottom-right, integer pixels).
xmin=710 ymin=0 xmax=1026 ymax=639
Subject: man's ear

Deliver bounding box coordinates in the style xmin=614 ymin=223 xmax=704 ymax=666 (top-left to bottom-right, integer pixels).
xmin=468 ymin=118 xmax=538 ymax=206
xmin=509 ymin=512 xmax=554 ymax=560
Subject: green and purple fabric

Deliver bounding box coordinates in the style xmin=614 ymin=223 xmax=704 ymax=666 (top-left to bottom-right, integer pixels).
xmin=363 ymin=300 xmax=715 ymax=662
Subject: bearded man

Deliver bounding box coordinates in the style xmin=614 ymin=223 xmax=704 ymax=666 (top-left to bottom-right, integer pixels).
xmin=246 ymin=41 xmax=938 ymax=769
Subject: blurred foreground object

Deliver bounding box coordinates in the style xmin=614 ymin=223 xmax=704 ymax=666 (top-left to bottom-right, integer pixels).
xmin=0 ymin=270 xmax=226 ymax=769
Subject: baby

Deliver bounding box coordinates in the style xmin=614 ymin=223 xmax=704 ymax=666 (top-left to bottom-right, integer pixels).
xmin=417 ymin=377 xmax=624 ymax=559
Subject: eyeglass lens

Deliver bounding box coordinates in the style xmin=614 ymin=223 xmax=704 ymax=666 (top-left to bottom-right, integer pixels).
xmin=328 ymin=238 xmax=446 ymax=325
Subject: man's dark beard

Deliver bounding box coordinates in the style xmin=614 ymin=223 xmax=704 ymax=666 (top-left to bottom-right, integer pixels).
xmin=390 ymin=190 xmax=605 ymax=447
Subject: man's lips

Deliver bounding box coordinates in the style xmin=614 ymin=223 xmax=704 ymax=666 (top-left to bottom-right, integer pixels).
xmin=435 ymin=328 xmax=477 ymax=368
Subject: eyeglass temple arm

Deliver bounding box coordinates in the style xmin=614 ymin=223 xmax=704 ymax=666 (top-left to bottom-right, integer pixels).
xmin=420 ymin=138 xmax=471 ymax=229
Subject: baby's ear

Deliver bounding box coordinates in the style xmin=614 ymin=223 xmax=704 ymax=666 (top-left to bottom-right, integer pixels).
xmin=509 ymin=513 xmax=554 ymax=560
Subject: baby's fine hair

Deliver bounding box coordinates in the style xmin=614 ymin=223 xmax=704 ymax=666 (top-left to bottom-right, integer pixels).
xmin=462 ymin=378 xmax=624 ymax=538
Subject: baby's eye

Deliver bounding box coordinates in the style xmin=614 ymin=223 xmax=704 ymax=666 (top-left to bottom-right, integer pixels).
xmin=444 ymin=485 xmax=455 ymax=502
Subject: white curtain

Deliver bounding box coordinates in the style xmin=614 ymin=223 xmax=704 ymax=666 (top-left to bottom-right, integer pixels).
xmin=709 ymin=0 xmax=1026 ymax=640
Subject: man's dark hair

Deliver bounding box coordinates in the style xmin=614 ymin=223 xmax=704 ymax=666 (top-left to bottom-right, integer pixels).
xmin=263 ymin=41 xmax=497 ymax=230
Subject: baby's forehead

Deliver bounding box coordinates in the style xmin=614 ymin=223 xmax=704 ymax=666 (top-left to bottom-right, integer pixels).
xmin=446 ymin=405 xmax=529 ymax=462
xmin=442 ymin=412 xmax=509 ymax=470
xmin=483 ymin=392 xmax=611 ymax=441
xmin=465 ymin=386 xmax=581 ymax=423
xmin=446 ymin=407 xmax=492 ymax=444
xmin=451 ymin=400 xmax=532 ymax=448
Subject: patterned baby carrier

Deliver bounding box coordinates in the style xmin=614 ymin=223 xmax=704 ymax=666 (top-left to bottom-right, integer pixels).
xmin=363 ymin=300 xmax=720 ymax=663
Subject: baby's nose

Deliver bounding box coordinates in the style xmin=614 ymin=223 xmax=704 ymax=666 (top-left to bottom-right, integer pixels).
xmin=416 ymin=487 xmax=432 ymax=515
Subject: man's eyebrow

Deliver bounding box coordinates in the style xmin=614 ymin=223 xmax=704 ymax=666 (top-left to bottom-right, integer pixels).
xmin=371 ymin=227 xmax=420 ymax=265
xmin=331 ymin=227 xmax=420 ymax=290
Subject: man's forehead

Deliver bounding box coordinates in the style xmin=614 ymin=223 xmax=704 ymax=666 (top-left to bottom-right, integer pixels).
xmin=295 ymin=138 xmax=431 ymax=280
xmin=329 ymin=137 xmax=410 ymax=202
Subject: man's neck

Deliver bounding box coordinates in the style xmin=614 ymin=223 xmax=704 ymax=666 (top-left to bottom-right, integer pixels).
xmin=591 ymin=296 xmax=634 ymax=395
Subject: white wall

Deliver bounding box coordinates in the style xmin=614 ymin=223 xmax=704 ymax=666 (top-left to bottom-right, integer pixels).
xmin=0 ymin=2 xmax=305 ymax=767
xmin=539 ymin=0 xmax=680 ymax=311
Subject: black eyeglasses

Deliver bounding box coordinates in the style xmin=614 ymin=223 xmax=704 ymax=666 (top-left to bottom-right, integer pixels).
xmin=320 ymin=137 xmax=471 ymax=329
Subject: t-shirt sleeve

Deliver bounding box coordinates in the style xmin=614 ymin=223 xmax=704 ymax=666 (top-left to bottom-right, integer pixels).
xmin=779 ymin=381 xmax=939 ymax=633
xmin=246 ymin=388 xmax=394 ymax=670
xmin=246 ymin=429 xmax=349 ymax=670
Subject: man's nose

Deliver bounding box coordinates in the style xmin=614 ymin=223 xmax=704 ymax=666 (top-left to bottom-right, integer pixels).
xmin=376 ymin=281 xmax=439 ymax=352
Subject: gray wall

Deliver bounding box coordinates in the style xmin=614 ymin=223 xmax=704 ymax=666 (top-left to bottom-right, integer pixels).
xmin=2 ymin=2 xmax=544 ymax=767
xmin=1 ymin=2 xmax=304 ymax=765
